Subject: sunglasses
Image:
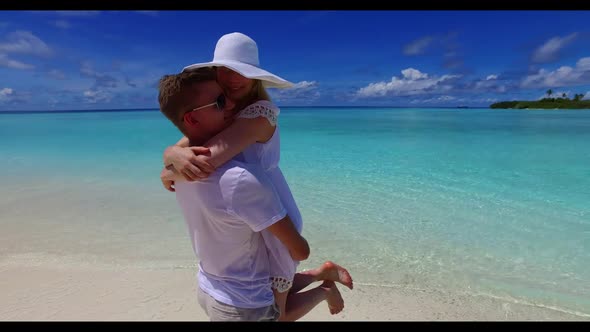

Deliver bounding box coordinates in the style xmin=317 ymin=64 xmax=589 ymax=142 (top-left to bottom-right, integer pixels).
xmin=191 ymin=94 xmax=227 ymax=113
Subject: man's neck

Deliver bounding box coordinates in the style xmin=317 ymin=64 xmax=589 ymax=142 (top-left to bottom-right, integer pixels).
xmin=188 ymin=138 xmax=205 ymax=147
xmin=182 ymin=128 xmax=208 ymax=147
xmin=188 ymin=133 xmax=213 ymax=147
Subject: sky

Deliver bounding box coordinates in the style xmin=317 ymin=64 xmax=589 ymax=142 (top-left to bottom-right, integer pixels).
xmin=0 ymin=10 xmax=589 ymax=111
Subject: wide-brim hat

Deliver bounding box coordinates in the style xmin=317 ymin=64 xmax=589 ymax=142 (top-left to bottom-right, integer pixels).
xmin=182 ymin=32 xmax=293 ymax=89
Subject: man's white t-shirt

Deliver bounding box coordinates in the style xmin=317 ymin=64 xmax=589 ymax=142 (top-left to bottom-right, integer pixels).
xmin=174 ymin=160 xmax=287 ymax=308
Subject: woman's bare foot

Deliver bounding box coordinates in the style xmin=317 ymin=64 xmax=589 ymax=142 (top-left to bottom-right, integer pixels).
xmin=321 ymin=280 xmax=344 ymax=315
xmin=313 ymin=261 xmax=353 ymax=290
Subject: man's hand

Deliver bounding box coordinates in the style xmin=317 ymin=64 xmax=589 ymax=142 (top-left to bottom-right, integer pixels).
xmin=163 ymin=146 xmax=216 ymax=181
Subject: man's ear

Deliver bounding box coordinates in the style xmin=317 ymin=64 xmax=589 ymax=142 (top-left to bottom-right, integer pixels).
xmin=183 ymin=112 xmax=197 ymax=127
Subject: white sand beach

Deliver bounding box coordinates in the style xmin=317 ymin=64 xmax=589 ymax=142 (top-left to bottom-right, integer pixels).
xmin=0 ymin=261 xmax=585 ymax=321
xmin=1 ymin=179 xmax=589 ymax=321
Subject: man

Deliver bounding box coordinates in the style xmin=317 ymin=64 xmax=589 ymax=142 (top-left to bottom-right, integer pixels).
xmin=157 ymin=68 xmax=309 ymax=321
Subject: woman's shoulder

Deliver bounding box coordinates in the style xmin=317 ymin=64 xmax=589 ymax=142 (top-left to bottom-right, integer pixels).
xmin=237 ymin=100 xmax=280 ymax=126
xmin=241 ymin=100 xmax=280 ymax=113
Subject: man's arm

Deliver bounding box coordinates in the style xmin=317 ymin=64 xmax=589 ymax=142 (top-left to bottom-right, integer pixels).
xmin=265 ymin=215 xmax=310 ymax=261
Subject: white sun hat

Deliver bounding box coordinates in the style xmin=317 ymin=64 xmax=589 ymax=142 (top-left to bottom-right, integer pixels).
xmin=182 ymin=32 xmax=294 ymax=89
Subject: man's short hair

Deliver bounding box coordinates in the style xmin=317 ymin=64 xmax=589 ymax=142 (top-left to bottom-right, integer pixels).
xmin=158 ymin=68 xmax=217 ymax=134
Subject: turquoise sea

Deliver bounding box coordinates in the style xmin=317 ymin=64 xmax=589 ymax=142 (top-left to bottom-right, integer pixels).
xmin=1 ymin=107 xmax=589 ymax=317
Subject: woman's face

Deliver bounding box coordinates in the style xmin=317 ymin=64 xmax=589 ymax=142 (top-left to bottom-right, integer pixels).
xmin=216 ymin=66 xmax=256 ymax=102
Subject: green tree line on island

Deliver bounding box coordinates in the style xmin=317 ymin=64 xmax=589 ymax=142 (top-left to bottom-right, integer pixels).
xmin=490 ymin=89 xmax=590 ymax=109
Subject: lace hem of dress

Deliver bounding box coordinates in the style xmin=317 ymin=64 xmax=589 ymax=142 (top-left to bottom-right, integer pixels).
xmin=270 ymin=276 xmax=293 ymax=293
xmin=237 ymin=102 xmax=279 ymax=126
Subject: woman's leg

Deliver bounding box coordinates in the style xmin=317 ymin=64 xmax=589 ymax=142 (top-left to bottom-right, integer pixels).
xmin=290 ymin=261 xmax=354 ymax=294
xmin=279 ymin=281 xmax=344 ymax=321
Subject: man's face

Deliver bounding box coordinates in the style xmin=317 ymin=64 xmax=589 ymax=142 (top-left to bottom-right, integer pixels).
xmin=180 ymin=81 xmax=236 ymax=143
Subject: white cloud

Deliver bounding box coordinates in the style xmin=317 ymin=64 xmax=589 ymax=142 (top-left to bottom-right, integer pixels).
xmin=401 ymin=68 xmax=428 ymax=80
xmin=272 ymin=81 xmax=320 ymax=103
xmin=52 ymin=20 xmax=71 ymax=29
xmin=0 ymin=53 xmax=34 ymax=69
xmin=470 ymin=97 xmax=499 ymax=103
xmin=0 ymin=31 xmax=52 ymax=56
xmin=473 ymin=76 xmax=506 ymax=93
xmin=532 ymin=33 xmax=577 ymax=63
xmin=0 ymin=87 xmax=14 ymax=100
xmin=521 ymin=56 xmax=590 ymax=88
xmin=355 ymin=68 xmax=460 ymax=98
xmin=403 ymin=36 xmax=434 ymax=56
xmin=0 ymin=87 xmax=26 ymax=104
xmin=410 ymin=96 xmax=498 ymax=105
xmin=291 ymin=81 xmax=318 ymax=89
xmin=583 ymin=91 xmax=590 ymax=100
xmin=80 ymin=61 xmax=119 ymax=88
xmin=409 ymin=95 xmax=457 ymax=104
xmin=83 ymin=90 xmax=112 ymax=103
xmin=576 ymin=57 xmax=590 ymax=71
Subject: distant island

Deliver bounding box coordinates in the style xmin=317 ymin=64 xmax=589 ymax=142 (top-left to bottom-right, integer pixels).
xmin=490 ymin=90 xmax=590 ymax=109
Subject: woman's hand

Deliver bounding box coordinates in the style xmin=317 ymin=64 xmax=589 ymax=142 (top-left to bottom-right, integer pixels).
xmin=163 ymin=145 xmax=216 ymax=181
xmin=160 ymin=165 xmax=177 ymax=192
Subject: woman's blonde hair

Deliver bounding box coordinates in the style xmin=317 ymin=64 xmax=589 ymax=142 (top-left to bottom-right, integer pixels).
xmin=233 ymin=79 xmax=272 ymax=112
xmin=255 ymin=80 xmax=271 ymax=102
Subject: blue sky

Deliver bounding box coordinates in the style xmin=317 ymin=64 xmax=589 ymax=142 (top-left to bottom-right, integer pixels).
xmin=0 ymin=10 xmax=589 ymax=111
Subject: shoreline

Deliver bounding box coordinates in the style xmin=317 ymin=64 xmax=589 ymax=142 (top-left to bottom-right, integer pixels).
xmin=1 ymin=262 xmax=587 ymax=321
xmin=1 ymin=178 xmax=589 ymax=321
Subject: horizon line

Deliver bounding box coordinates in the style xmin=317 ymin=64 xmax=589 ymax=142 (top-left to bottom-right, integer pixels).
xmin=0 ymin=105 xmax=490 ymax=114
